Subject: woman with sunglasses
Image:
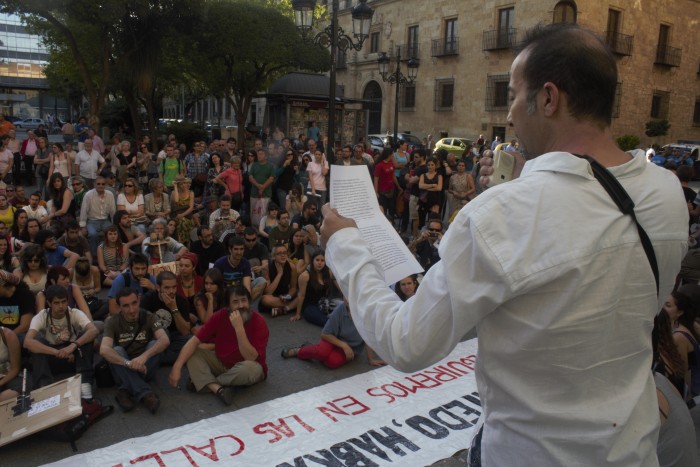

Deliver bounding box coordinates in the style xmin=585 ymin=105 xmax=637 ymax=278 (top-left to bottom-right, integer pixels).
xmin=14 ymin=243 xmax=48 ymax=294
xmin=47 ymin=142 xmax=71 ymax=182
xmin=69 ymin=176 xmax=87 ymax=219
xmin=117 ymin=177 xmax=147 ymax=233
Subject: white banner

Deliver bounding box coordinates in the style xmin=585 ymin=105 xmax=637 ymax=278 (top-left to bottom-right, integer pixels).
xmin=46 ymin=339 xmax=480 ymax=467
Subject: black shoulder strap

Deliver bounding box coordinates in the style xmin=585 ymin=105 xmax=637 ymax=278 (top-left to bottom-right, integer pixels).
xmin=577 ymin=154 xmax=659 ymax=296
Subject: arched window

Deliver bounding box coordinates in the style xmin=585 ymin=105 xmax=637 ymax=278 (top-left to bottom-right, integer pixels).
xmin=553 ymin=1 xmax=577 ymax=24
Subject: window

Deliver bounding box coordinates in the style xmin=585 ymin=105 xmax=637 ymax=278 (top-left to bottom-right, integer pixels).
xmin=434 ymin=78 xmax=454 ymax=111
xmin=498 ymin=7 xmax=515 ymax=48
xmin=336 ymin=49 xmax=347 ymax=69
xmin=445 ymin=18 xmax=458 ymax=54
xmin=407 ymin=26 xmax=419 ymax=59
xmin=486 ymin=74 xmax=510 ymax=111
xmin=693 ymin=98 xmax=700 ymax=126
xmin=400 ymin=84 xmax=416 ymax=111
xmin=612 ymin=82 xmax=622 ymax=119
xmin=650 ymin=90 xmax=670 ymax=119
xmin=553 ymin=1 xmax=577 ymax=24
xmin=343 ymin=0 xmax=352 ymax=8
xmin=370 ymin=31 xmax=380 ymax=53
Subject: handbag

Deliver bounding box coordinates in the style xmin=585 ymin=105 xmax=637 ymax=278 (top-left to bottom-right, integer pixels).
xmin=251 ymin=195 xmax=269 ymax=226
xmin=194 ymin=173 xmax=207 ymax=184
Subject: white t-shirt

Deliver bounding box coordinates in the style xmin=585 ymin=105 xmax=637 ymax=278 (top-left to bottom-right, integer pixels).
xmin=0 ymin=148 xmax=13 ymax=174
xmin=75 ymin=149 xmax=105 ymax=179
xmin=29 ymin=308 xmax=91 ymax=346
xmin=117 ymin=193 xmax=145 ymax=216
xmin=23 ymin=204 xmax=48 ymax=221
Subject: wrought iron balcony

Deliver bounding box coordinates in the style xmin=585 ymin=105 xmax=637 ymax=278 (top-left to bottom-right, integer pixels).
xmin=604 ymin=31 xmax=633 ymax=56
xmin=655 ymin=45 xmax=681 ymax=67
xmin=431 ymin=37 xmax=459 ymax=57
xmin=397 ymin=43 xmax=419 ymax=61
xmin=482 ymin=28 xmax=517 ymax=51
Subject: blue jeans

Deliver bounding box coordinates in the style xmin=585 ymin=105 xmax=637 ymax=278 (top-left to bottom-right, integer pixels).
xmin=87 ymin=218 xmax=112 ymax=257
xmin=110 ymin=342 xmax=161 ymax=402
xmin=303 ymin=304 xmax=329 ymax=327
xmin=161 ymin=332 xmax=192 ymax=365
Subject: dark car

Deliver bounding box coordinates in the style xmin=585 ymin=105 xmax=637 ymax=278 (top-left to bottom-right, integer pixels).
xmin=368 ymin=133 xmax=425 ymax=151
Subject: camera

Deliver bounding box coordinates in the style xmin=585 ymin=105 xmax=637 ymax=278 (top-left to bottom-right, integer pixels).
xmin=429 ymin=232 xmax=437 ymax=238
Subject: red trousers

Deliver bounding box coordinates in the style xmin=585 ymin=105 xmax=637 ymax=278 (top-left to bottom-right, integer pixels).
xmin=297 ymin=340 xmax=347 ymax=369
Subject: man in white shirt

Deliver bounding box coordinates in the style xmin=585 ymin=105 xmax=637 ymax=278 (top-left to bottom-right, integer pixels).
xmin=79 ymin=176 xmax=116 ymax=257
xmin=320 ymin=24 xmax=689 ymax=466
xmin=209 ymin=195 xmax=239 ymax=239
xmin=23 ymin=191 xmax=50 ymax=226
xmin=74 ymin=139 xmax=105 ymax=189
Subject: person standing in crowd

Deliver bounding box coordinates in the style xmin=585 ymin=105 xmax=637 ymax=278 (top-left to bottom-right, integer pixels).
xmin=319 ymin=23 xmax=688 ymax=466
xmin=74 ymin=139 xmax=105 ymax=189
xmin=19 ymin=130 xmax=38 ymax=185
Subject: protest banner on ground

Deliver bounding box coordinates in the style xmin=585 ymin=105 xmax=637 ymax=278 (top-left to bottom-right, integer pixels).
xmin=47 ymin=339 xmax=480 ymax=467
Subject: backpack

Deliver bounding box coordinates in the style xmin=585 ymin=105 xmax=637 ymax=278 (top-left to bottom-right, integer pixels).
xmin=39 ymin=398 xmax=114 ymax=452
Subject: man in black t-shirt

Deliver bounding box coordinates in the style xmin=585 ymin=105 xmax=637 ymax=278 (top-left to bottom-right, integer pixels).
xmin=0 ymin=271 xmax=34 ymax=342
xmin=190 ymin=226 xmax=226 ymax=276
xmin=100 ymin=288 xmax=169 ymax=414
xmin=139 ymin=271 xmax=192 ymax=364
xmin=291 ymin=201 xmax=320 ymax=231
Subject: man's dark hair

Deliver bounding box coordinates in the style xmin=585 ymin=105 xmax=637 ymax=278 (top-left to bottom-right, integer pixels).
xmin=35 ymin=229 xmax=54 ymax=246
xmin=278 ymin=209 xmax=289 ymax=218
xmin=47 ymin=266 xmax=69 ymax=285
xmin=30 ymin=191 xmax=42 ymax=199
xmin=197 ymin=225 xmax=211 ymax=238
xmin=129 ymin=252 xmax=149 ymax=268
xmin=677 ymin=165 xmax=693 ymax=183
xmin=65 ymin=220 xmax=80 ymax=231
xmin=517 ymin=23 xmax=617 ymax=125
xmin=45 ymin=284 xmax=68 ymax=303
xmin=228 ymin=235 xmax=245 ymax=249
xmin=156 ymin=270 xmax=176 ymax=286
xmin=413 ymin=148 xmax=426 ymax=159
xmin=226 ymin=285 xmax=251 ymax=303
xmin=116 ymin=287 xmax=139 ymax=305
xmin=220 ymin=195 xmax=231 ymax=203
xmin=243 ymin=227 xmax=257 ymax=238
xmin=302 ymin=200 xmax=316 ymax=212
xmin=226 ymin=137 xmax=237 ymax=143
xmin=237 ymin=215 xmax=251 ymax=227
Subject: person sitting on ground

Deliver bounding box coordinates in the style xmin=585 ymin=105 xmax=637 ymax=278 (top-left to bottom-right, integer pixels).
xmin=140 ymin=271 xmax=192 ymax=365
xmin=288 ymin=228 xmax=310 ymax=275
xmin=282 ymin=298 xmax=385 ymax=367
xmin=0 ymin=270 xmax=34 ymax=340
xmin=143 ymin=178 xmax=170 ymax=222
xmin=36 ymin=229 xmax=79 ymax=270
xmin=25 ymin=285 xmax=99 ymax=402
xmin=141 ymin=218 xmax=188 ymax=261
xmin=0 ymin=324 xmax=21 ymax=401
xmin=107 ymin=253 xmax=156 ymax=316
xmin=268 ymin=209 xmax=294 ymax=248
xmin=395 ymin=275 xmax=419 ymax=301
xmin=291 ymin=200 xmax=320 ymax=231
xmin=23 ymin=191 xmax=50 ymax=227
xmin=260 ymin=243 xmax=298 ymax=317
xmin=407 ymin=219 xmax=443 ymax=271
xmin=175 ymin=253 xmax=202 ymax=318
xmin=117 ymin=177 xmax=147 ymax=234
xmin=36 ymin=266 xmax=92 ymax=320
xmin=168 ymin=285 xmax=269 ymax=406
xmin=72 ymin=256 xmax=104 ymax=320
xmin=285 ymin=183 xmax=307 ymax=220
xmin=209 ymin=195 xmax=239 ymax=241
xmin=242 ymin=227 xmax=269 ymax=281
xmin=14 ymin=243 xmax=48 ymax=294
xmin=58 ymin=220 xmax=92 ymax=263
xmin=189 ymin=226 xmax=226 ymax=277
xmin=292 ymin=249 xmax=338 ymax=326
xmin=193 ymin=268 xmax=226 ymax=327
xmin=0 ymin=236 xmax=19 ymax=272
xmin=258 ymin=202 xmax=279 ymax=247
xmin=170 ymin=175 xmax=195 ymax=248
xmin=97 ymin=225 xmax=129 ymax=287
xmin=113 ymin=210 xmax=146 ymax=254
xmin=100 ymin=287 xmax=169 ymax=414
xmin=19 ymin=218 xmax=40 ymax=244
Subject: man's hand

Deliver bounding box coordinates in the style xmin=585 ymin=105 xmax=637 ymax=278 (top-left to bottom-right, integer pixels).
xmin=168 ymin=367 xmax=181 ymax=388
xmin=140 ymin=278 xmax=155 ymax=290
xmin=320 ymin=204 xmax=357 ymax=248
xmin=160 ymin=291 xmax=177 ymax=311
xmin=368 ymin=358 xmax=386 ymax=367
xmin=289 ymin=313 xmax=301 ymax=322
xmin=229 ymin=309 xmax=244 ymax=331
xmin=479 ymin=150 xmax=526 ymax=187
xmin=56 ymin=344 xmax=75 ymax=359
xmin=130 ymin=355 xmax=148 ymax=374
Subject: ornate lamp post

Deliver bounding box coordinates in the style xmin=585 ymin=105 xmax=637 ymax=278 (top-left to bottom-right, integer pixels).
xmin=292 ymin=0 xmax=374 ymax=162
xmin=377 ymin=49 xmax=419 ymax=145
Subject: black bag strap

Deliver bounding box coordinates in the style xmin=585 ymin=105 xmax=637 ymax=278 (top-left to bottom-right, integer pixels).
xmin=576 ymin=154 xmax=659 ymax=296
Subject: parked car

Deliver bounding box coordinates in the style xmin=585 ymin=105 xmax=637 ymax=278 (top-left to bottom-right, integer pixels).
xmin=14 ymin=118 xmax=46 ymax=130
xmin=367 ymin=133 xmax=425 ymax=151
xmin=434 ymin=137 xmax=474 ymax=157
xmin=366 ymin=134 xmax=385 ymax=153
xmin=5 ymin=116 xmax=22 ymax=123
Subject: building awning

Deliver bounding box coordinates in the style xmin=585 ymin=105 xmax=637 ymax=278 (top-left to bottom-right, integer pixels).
xmin=266 ymin=72 xmax=344 ymax=99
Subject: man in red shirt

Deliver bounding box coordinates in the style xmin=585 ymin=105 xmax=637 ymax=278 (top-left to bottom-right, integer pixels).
xmin=168 ymin=285 xmax=268 ymax=405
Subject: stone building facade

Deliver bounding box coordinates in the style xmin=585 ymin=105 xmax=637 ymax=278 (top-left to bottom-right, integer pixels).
xmin=334 ymin=0 xmax=700 ymax=147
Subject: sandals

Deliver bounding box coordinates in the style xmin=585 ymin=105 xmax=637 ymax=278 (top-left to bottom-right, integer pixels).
xmin=281 ymin=345 xmax=303 ymax=359
xmin=271 ymin=307 xmax=288 ymax=318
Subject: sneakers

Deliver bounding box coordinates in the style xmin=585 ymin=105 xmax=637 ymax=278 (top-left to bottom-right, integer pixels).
xmin=216 ymin=386 xmax=235 ymax=406
xmin=141 ymin=392 xmax=160 ymax=414
xmin=115 ymin=389 xmax=135 ymax=412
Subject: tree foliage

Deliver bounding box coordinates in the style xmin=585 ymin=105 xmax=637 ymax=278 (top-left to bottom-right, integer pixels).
xmin=616 ymin=134 xmax=641 ymax=151
xmin=645 ymin=119 xmax=671 ymax=138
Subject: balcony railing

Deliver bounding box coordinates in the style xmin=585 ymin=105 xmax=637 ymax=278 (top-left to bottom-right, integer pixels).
xmin=397 ymin=43 xmax=420 ymax=60
xmin=431 ymin=37 xmax=459 ymax=57
xmin=604 ymin=31 xmax=633 ymax=56
xmin=655 ymin=45 xmax=682 ymax=67
xmin=482 ymin=28 xmax=517 ymax=51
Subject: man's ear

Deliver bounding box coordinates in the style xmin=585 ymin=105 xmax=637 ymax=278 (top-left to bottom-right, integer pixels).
xmin=541 ymin=82 xmax=560 ymax=117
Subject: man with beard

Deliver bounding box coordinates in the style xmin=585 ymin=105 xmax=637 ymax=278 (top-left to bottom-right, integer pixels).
xmin=168 ymin=285 xmax=268 ymax=405
xmin=108 ymin=253 xmax=156 ymax=315
xmin=36 ymin=230 xmax=79 ymax=269
xmin=213 ymin=236 xmax=252 ymax=293
xmin=79 ymin=176 xmax=116 ymax=256
xmin=190 ymin=226 xmax=226 ymax=276
xmin=114 ymin=211 xmax=146 ymax=253
xmin=58 ymin=220 xmax=92 ymax=263
xmin=139 ymin=271 xmax=191 ymax=364
xmin=101 ymin=287 xmax=169 ymax=414
xmin=268 ymin=209 xmax=293 ymax=247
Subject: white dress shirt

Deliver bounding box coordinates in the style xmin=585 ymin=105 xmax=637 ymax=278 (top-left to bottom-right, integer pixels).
xmin=79 ymin=189 xmax=116 ymax=227
xmin=75 ymin=149 xmax=104 ymax=179
xmin=326 ymin=150 xmax=688 ymax=466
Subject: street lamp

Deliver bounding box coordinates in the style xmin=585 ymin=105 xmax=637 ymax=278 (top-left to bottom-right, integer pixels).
xmin=377 ymin=49 xmax=419 ymax=145
xmin=292 ymin=0 xmax=374 ymax=162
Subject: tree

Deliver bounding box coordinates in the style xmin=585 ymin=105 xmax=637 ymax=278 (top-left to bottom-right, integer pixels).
xmin=645 ymin=119 xmax=670 ymax=138
xmin=616 ymin=134 xmax=641 ymax=151
xmin=0 ymin=0 xmax=124 ymax=128
xmin=195 ymin=0 xmax=329 ymax=145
